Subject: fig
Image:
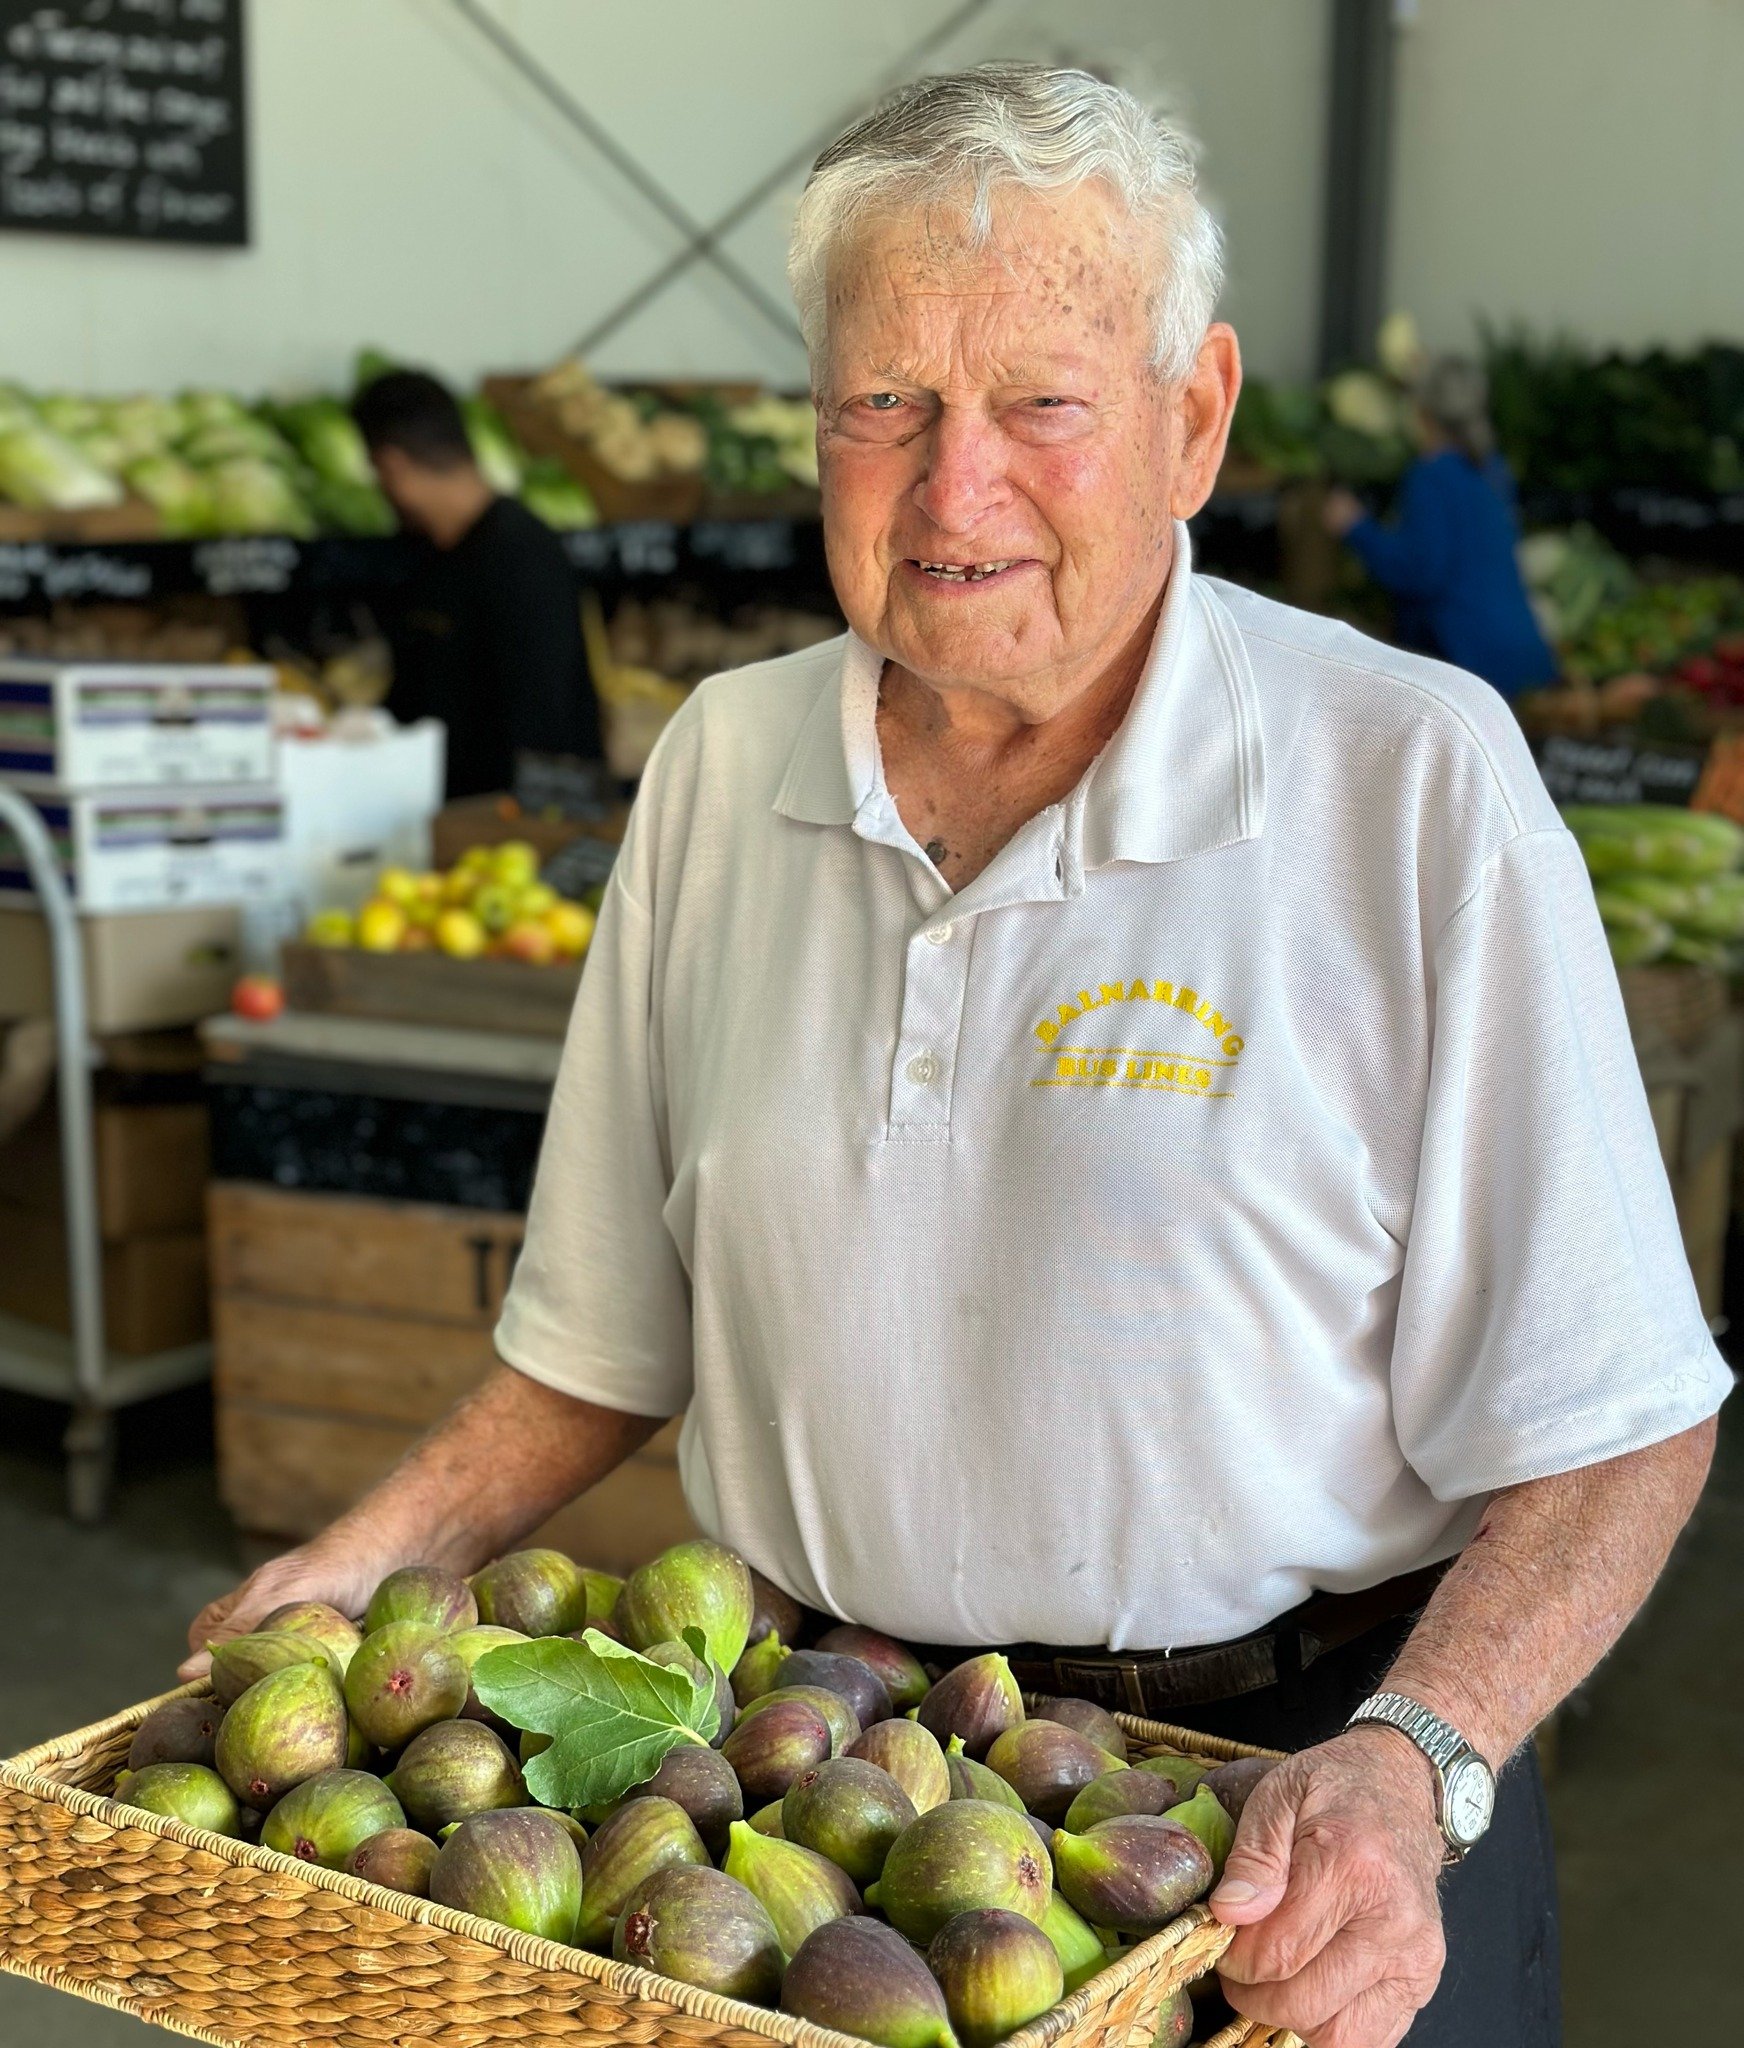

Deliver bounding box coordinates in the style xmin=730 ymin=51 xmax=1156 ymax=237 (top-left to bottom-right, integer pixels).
xmin=580 ymin=1567 xmax=624 ymax=1625
xmin=260 ymin=1601 xmax=364 ymax=1673
xmin=470 ymin=1548 xmax=589 ymax=1636
xmin=1023 ymin=1814 xmax=1054 ymax=1857
xmin=343 ymin=1622 xmax=468 ymax=1750
xmin=777 ymin=1649 xmax=892 ymax=1730
xmin=1062 ymin=1768 xmax=1180 ymax=1835
xmin=731 ymin=1632 xmax=788 ymax=1708
xmin=449 ymin=1623 xmax=529 ymax=1737
xmin=646 ymin=1639 xmax=736 ymax=1746
xmin=1048 ymin=1817 xmax=1213 ymax=1935
xmin=430 ymin=1808 xmax=582 ymax=1942
xmin=723 ymin=1696 xmax=834 ymax=1803
xmin=741 ymin=1683 xmax=860 ymax=1756
xmin=783 ymin=1758 xmax=916 ymax=1885
xmin=209 ymin=1630 xmax=337 ymax=1707
xmin=115 ymin=1761 xmax=241 ymax=1837
xmin=871 ymin=1801 xmax=1051 ymax=1944
xmin=215 ymin=1660 xmax=350 ymax=1810
xmin=946 ymin=1735 xmax=1025 ymax=1813
xmin=781 ymin=1914 xmax=958 ymax=2048
xmin=1136 ymin=1752 xmax=1214 ymax=1796
xmin=1202 ymin=1756 xmax=1277 ymax=1824
xmin=985 ymin=1722 xmax=1124 ymax=1827
xmin=929 ymin=1907 xmax=1064 ymax=2047
xmin=626 ymin=1742 xmax=743 ymax=1857
xmin=345 ymin=1719 xmax=373 ymax=1770
xmin=345 ymin=1826 xmax=440 ymax=1897
xmin=615 ymin=1538 xmax=754 ymax=1675
xmin=574 ymin=1794 xmax=709 ymax=1949
xmin=1153 ymin=1987 xmax=1193 ymax=2048
xmin=1162 ymin=1787 xmax=1235 ymax=1874
xmin=364 ymin=1564 xmax=478 ymax=1635
xmin=723 ymin=1820 xmax=861 ymax=1961
xmin=749 ymin=1800 xmax=787 ymax=1837
xmin=1031 ymin=1697 xmax=1128 ymax=1763
xmin=816 ymin=1625 xmax=931 ymax=1714
xmin=548 ymin=1811 xmax=591 ymax=1853
xmin=128 ymin=1698 xmax=225 ymax=1772
xmin=261 ymin=1768 xmax=404 ymax=1869
xmin=849 ymin=1717 xmax=950 ymax=1815
xmin=917 ymin=1655 xmax=1023 ymax=1760
xmin=1038 ymin=1892 xmax=1107 ymax=1993
xmin=385 ymin=1719 xmax=527 ymax=1832
xmin=748 ymin=1567 xmax=805 ymax=1649
xmin=614 ymin=1863 xmax=783 ymax=2004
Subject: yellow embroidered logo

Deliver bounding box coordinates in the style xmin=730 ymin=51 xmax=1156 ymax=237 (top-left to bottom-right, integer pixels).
xmin=1031 ymin=979 xmax=1243 ymax=1100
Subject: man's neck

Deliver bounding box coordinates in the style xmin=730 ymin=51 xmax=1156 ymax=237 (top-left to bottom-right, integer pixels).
xmin=422 ymin=472 xmax=497 ymax=550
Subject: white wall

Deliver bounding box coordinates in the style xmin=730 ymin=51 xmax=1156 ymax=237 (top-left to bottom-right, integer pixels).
xmin=1389 ymin=0 xmax=1744 ymax=355
xmin=0 ymin=0 xmax=1331 ymax=396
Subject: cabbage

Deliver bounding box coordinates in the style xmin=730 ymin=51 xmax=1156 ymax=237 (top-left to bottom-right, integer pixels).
xmin=125 ymin=454 xmax=215 ymax=535
xmin=36 ymin=393 xmax=101 ymax=438
xmin=180 ymin=416 xmax=299 ymax=471
xmin=463 ymin=397 xmax=523 ymax=493
xmin=519 ymin=458 xmax=597 ymax=529
xmin=0 ymin=423 xmax=125 ymax=509
xmin=270 ymin=398 xmax=376 ymax=489
xmin=203 ymin=457 xmax=315 ymax=536
xmin=0 ymin=385 xmax=36 ymax=433
xmin=105 ymin=394 xmax=186 ymax=460
xmin=308 ymin=473 xmax=396 ymax=536
xmin=179 ymin=389 xmax=251 ymax=433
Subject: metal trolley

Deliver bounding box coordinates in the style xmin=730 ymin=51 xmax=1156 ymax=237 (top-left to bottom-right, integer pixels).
xmin=0 ymin=785 xmax=212 ymax=1520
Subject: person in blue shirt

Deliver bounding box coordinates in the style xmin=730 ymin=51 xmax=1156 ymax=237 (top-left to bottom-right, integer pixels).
xmin=1324 ymin=356 xmax=1558 ymax=698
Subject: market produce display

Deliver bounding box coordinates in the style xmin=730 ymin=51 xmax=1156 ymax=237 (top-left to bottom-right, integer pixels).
xmin=1520 ymin=525 xmax=1744 ymax=693
xmin=1566 ymin=805 xmax=1744 ymax=968
xmin=303 ymin=840 xmax=597 ymax=965
xmin=113 ymin=1538 xmax=1269 ymax=2043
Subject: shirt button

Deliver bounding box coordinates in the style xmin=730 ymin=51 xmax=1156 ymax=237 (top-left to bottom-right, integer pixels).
xmin=924 ymin=923 xmax=954 ymax=946
xmin=906 ymin=1053 xmax=939 ymax=1086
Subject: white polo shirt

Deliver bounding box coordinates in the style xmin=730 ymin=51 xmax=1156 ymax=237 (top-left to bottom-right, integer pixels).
xmin=496 ymin=528 xmax=1728 ymax=1651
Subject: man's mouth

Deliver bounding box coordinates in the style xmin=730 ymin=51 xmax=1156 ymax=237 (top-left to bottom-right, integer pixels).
xmin=912 ymin=558 xmax=1027 ymax=583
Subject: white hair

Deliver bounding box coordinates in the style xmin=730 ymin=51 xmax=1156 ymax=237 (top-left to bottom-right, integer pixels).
xmin=788 ymin=62 xmax=1225 ymax=382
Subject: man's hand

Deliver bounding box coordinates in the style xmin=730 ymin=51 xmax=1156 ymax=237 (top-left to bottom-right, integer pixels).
xmin=178 ymin=1528 xmax=412 ymax=1681
xmin=1321 ymin=486 xmax=1365 ymax=536
xmin=1210 ymin=1727 xmax=1447 ymax=2048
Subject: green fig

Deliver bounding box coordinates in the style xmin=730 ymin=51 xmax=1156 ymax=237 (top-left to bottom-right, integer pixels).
xmin=849 ymin=1717 xmax=950 ymax=1815
xmin=261 ymin=1768 xmax=405 ymax=1869
xmin=748 ymin=1569 xmax=805 ymax=1649
xmin=625 ymin=1742 xmax=743 ymax=1857
xmin=364 ymin=1565 xmax=478 ymax=1635
xmin=449 ymin=1623 xmax=529 ymax=1738
xmin=1202 ymin=1757 xmax=1277 ymax=1823
xmin=1030 ymin=1697 xmax=1128 ymax=1764
xmin=574 ymin=1794 xmax=709 ymax=1949
xmin=985 ymin=1722 xmax=1124 ymax=1827
xmin=1048 ymin=1817 xmax=1213 ymax=1935
xmin=470 ymin=1547 xmax=589 ymax=1636
xmin=1136 ymin=1753 xmax=1215 ymax=1795
xmin=384 ymin=1719 xmax=526 ymax=1832
xmin=946 ymin=1735 xmax=1025 ymax=1813
xmin=816 ymin=1625 xmax=932 ymax=1714
xmin=783 ymin=1758 xmax=916 ymax=1885
xmin=874 ymin=1801 xmax=1051 ymax=1945
xmin=916 ymin=1655 xmax=1024 ymax=1760
xmin=614 ymin=1538 xmax=754 ymax=1675
xmin=1062 ymin=1768 xmax=1180 ymax=1835
xmin=115 ymin=1761 xmax=241 ymax=1837
xmin=548 ymin=1811 xmax=590 ymax=1853
xmin=723 ymin=1820 xmax=861 ymax=1961
xmin=259 ymin=1601 xmax=364 ymax=1674
xmin=614 ymin=1863 xmax=783 ymax=2003
xmin=731 ymin=1631 xmax=788 ymax=1708
xmin=209 ymin=1630 xmax=337 ymax=1707
xmin=1153 ymin=1987 xmax=1193 ymax=2048
xmin=345 ymin=1719 xmax=372 ymax=1769
xmin=748 ymin=1799 xmax=786 ymax=1837
xmin=579 ymin=1568 xmax=624 ymax=1624
xmin=782 ymin=1914 xmax=959 ymax=2048
xmin=722 ymin=1695 xmax=834 ymax=1803
xmin=343 ymin=1622 xmax=468 ymax=1749
xmin=345 ymin=1826 xmax=439 ymax=1897
xmin=928 ymin=1907 xmax=1064 ymax=2046
xmin=1162 ymin=1787 xmax=1235 ymax=1875
xmin=645 ymin=1639 xmax=736 ymax=1746
xmin=430 ymin=1808 xmax=582 ymax=1942
xmin=777 ymin=1649 xmax=892 ymax=1730
xmin=215 ymin=1660 xmax=350 ymax=1810
xmin=128 ymin=1698 xmax=225 ymax=1772
xmin=740 ymin=1683 xmax=860 ymax=1757
xmin=1038 ymin=1892 xmax=1108 ymax=1993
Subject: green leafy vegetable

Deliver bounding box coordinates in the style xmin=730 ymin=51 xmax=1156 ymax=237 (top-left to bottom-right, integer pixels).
xmin=472 ymin=1628 xmax=721 ymax=1809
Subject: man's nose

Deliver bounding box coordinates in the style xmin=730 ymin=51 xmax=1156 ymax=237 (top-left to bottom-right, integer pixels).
xmin=911 ymin=408 xmax=1012 ymax=533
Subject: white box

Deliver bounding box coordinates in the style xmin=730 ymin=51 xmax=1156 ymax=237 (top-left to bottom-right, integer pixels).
xmin=0 ymin=658 xmax=277 ymax=789
xmin=277 ymin=718 xmax=445 ymax=913
xmin=0 ymin=784 xmax=286 ymax=911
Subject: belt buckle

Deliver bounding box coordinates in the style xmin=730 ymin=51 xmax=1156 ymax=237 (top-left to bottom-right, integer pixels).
xmin=1053 ymin=1654 xmax=1151 ymax=1716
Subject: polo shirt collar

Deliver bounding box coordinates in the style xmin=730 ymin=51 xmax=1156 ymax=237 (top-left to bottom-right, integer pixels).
xmin=772 ymin=521 xmax=1266 ymax=868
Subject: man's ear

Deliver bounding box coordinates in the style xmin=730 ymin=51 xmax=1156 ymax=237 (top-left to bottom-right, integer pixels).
xmin=1169 ymin=323 xmax=1242 ymax=523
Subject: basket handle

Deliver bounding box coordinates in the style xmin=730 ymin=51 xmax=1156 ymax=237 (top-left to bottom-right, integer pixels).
xmin=1201 ymin=2023 xmax=1304 ymax=2048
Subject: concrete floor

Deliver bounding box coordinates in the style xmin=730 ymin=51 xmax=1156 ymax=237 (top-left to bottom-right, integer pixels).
xmin=0 ymin=1385 xmax=1739 ymax=2045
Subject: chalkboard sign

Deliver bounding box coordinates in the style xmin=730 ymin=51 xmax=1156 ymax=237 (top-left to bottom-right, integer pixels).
xmin=1534 ymin=732 xmax=1707 ymax=808
xmin=0 ymin=0 xmax=247 ymax=245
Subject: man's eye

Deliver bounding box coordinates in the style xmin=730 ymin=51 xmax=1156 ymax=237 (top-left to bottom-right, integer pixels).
xmin=861 ymin=394 xmax=904 ymax=412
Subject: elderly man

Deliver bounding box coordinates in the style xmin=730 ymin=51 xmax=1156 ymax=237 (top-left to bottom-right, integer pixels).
xmin=187 ymin=66 xmax=1723 ymax=2048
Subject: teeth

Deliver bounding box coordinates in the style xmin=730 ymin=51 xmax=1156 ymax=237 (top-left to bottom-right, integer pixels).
xmin=919 ymin=559 xmax=1016 ymax=581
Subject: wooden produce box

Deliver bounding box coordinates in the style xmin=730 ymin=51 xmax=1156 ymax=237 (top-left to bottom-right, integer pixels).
xmin=208 ymin=1182 xmax=692 ymax=1569
xmin=280 ymin=941 xmax=583 ymax=1039
xmin=481 ymin=374 xmax=706 ymax=526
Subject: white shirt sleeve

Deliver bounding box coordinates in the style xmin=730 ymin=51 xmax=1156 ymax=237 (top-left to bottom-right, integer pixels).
xmin=493 ymin=864 xmax=693 ymax=1418
xmin=1390 ymin=826 xmax=1730 ymax=1500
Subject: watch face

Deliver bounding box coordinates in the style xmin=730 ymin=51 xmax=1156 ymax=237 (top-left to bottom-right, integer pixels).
xmin=1445 ymin=1759 xmax=1495 ymax=1845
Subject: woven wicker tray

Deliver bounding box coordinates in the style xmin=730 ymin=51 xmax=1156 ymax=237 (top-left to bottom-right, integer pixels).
xmin=0 ymin=1686 xmax=1298 ymax=2048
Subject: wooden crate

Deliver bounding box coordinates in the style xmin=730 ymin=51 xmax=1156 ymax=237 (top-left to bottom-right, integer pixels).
xmin=280 ymin=942 xmax=583 ymax=1038
xmin=208 ymin=1182 xmax=693 ymax=1570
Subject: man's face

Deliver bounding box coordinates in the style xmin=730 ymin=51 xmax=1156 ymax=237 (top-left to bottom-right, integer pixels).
xmin=815 ymin=183 xmax=1237 ymax=722
xmin=369 ymin=445 xmax=437 ymax=537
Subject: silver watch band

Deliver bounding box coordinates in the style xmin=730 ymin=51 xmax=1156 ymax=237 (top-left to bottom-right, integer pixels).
xmin=1349 ymin=1691 xmax=1468 ymax=1773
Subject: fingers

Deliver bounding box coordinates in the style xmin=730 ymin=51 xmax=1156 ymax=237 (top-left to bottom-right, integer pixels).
xmin=1222 ymin=1915 xmax=1444 ymax=2042
xmin=1210 ymin=1769 xmax=1299 ymax=1924
xmin=179 ymin=1592 xmax=239 ymax=1679
xmin=1220 ymin=1825 xmax=1380 ymax=1984
xmin=1227 ymin=1960 xmax=1428 ymax=2048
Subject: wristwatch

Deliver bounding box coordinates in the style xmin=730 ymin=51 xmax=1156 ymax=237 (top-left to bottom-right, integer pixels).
xmin=1346 ymin=1691 xmax=1496 ymax=1860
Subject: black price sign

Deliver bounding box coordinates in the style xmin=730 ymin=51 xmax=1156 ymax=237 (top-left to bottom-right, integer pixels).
xmin=1534 ymin=733 xmax=1707 ymax=807
xmin=0 ymin=0 xmax=248 ymax=245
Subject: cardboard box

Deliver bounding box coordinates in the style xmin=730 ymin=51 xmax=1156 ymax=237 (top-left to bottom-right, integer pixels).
xmin=0 ymin=1203 xmax=208 ymax=1355
xmin=0 ymin=782 xmax=285 ymax=910
xmin=0 ymin=659 xmax=276 ymax=789
xmin=3 ymin=1098 xmax=209 ymax=1238
xmin=0 ymin=904 xmax=241 ymax=1032
xmin=277 ymin=719 xmax=444 ymax=914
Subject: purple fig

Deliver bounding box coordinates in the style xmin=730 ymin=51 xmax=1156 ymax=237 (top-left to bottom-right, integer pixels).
xmin=917 ymin=1655 xmax=1023 ymax=1760
xmin=816 ymin=1625 xmax=932 ymax=1714
xmin=1062 ymin=1768 xmax=1181 ymax=1834
xmin=748 ymin=1568 xmax=805 ymax=1649
xmin=1031 ymin=1697 xmax=1128 ymax=1763
xmin=870 ymin=1801 xmax=1051 ymax=1944
xmin=646 ymin=1639 xmax=737 ymax=1746
xmin=783 ymin=1758 xmax=916 ymax=1886
xmin=259 ymin=1601 xmax=364 ymax=1673
xmin=384 ymin=1719 xmax=526 ymax=1833
xmin=731 ymin=1631 xmax=788 ymax=1707
xmin=209 ymin=1630 xmax=337 ymax=1707
xmin=448 ymin=1623 xmax=528 ymax=1737
xmin=1154 ymin=1987 xmax=1193 ymax=2048
xmin=345 ymin=1826 xmax=439 ymax=1897
xmin=364 ymin=1565 xmax=478 ymax=1635
xmin=614 ymin=1863 xmax=783 ymax=2003
xmin=740 ymin=1683 xmax=860 ymax=1756
xmin=575 ymin=1794 xmax=708 ymax=1949
xmin=1136 ymin=1752 xmax=1215 ymax=1795
xmin=115 ymin=1761 xmax=241 ymax=1837
xmin=614 ymin=1538 xmax=755 ymax=1675
xmin=946 ymin=1735 xmax=1025 ymax=1813
xmin=985 ymin=1721 xmax=1124 ymax=1826
xmin=470 ymin=1548 xmax=589 ymax=1636
xmin=1023 ymin=1814 xmax=1054 ymax=1857
xmin=1048 ymin=1817 xmax=1214 ymax=1935
xmin=1039 ymin=1893 xmax=1106 ymax=1992
xmin=1162 ymin=1787 xmax=1235 ymax=1874
xmin=723 ymin=1820 xmax=861 ymax=1962
xmin=781 ymin=1914 xmax=957 ymax=2048
xmin=343 ymin=1622 xmax=468 ymax=1749
xmin=849 ymin=1717 xmax=950 ymax=1815
xmin=723 ymin=1695 xmax=834 ymax=1804
xmin=214 ymin=1661 xmax=350 ymax=1810
xmin=1202 ymin=1756 xmax=1278 ymax=1824
xmin=626 ymin=1742 xmax=743 ymax=1857
xmin=777 ymin=1649 xmax=892 ymax=1730
xmin=430 ymin=1808 xmax=581 ymax=1942
xmin=261 ymin=1768 xmax=404 ymax=1869
xmin=128 ymin=1698 xmax=225 ymax=1772
xmin=929 ymin=1907 xmax=1064 ymax=2047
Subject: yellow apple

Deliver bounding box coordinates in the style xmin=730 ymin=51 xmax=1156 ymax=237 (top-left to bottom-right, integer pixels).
xmin=376 ymin=865 xmax=419 ymax=907
xmin=471 ymin=882 xmax=518 ymax=934
xmin=517 ymin=882 xmax=558 ymax=919
xmin=356 ymin=899 xmax=408 ymax=952
xmin=436 ymin=908 xmax=488 ymax=959
xmin=304 ymin=907 xmax=355 ymax=948
xmin=501 ymin=917 xmax=558 ymax=966
xmin=490 ymin=840 xmax=540 ymax=890
xmin=546 ymin=901 xmax=596 ymax=958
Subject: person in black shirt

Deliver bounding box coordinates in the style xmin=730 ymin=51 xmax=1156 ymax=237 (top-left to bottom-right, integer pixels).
xmin=353 ymin=370 xmax=604 ymax=800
